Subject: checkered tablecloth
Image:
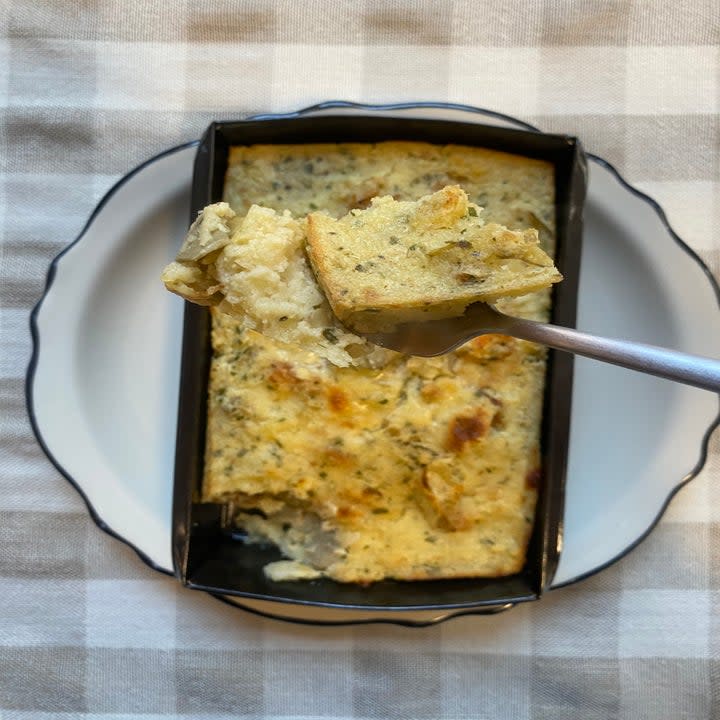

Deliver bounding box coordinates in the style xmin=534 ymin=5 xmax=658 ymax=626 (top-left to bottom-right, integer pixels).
xmin=2 ymin=1 xmax=719 ymax=718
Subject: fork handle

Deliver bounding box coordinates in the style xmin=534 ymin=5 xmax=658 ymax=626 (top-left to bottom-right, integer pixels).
xmin=503 ymin=316 xmax=720 ymax=393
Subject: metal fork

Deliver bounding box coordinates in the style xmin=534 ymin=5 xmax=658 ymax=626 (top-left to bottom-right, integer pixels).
xmin=364 ymin=303 xmax=720 ymax=392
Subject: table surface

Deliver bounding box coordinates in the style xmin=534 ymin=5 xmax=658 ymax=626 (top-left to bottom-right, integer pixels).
xmin=2 ymin=2 xmax=719 ymax=718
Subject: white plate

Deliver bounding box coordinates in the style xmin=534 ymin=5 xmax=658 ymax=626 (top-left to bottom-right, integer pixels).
xmin=28 ymin=103 xmax=720 ymax=626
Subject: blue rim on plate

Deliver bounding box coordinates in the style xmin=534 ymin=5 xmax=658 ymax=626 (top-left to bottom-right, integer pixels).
xmin=25 ymin=101 xmax=720 ymax=626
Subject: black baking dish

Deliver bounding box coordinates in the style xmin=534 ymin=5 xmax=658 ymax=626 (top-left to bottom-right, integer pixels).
xmin=172 ymin=113 xmax=587 ymax=612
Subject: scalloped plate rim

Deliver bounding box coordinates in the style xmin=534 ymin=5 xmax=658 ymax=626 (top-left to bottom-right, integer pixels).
xmin=25 ymin=100 xmax=720 ymax=627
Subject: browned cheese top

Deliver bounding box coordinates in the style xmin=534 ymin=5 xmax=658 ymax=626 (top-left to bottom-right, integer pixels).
xmin=203 ymin=141 xmax=555 ymax=583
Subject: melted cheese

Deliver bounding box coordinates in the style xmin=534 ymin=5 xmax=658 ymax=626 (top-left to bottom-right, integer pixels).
xmin=202 ymin=141 xmax=555 ymax=583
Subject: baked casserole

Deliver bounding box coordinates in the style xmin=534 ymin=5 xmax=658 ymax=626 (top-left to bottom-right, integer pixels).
xmin=170 ymin=141 xmax=559 ymax=584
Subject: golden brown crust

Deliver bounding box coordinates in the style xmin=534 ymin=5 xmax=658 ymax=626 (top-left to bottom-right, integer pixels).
xmin=306 ymin=186 xmax=561 ymax=333
xmin=201 ymin=140 xmax=554 ymax=584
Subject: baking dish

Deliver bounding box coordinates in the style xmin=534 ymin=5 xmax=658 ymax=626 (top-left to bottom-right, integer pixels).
xmin=171 ymin=112 xmax=587 ymax=611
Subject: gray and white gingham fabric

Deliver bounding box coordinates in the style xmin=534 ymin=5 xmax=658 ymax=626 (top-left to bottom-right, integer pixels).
xmin=1 ymin=2 xmax=719 ymax=718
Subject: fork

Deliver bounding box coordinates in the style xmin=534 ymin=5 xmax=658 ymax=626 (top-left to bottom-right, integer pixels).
xmin=364 ymin=303 xmax=720 ymax=392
